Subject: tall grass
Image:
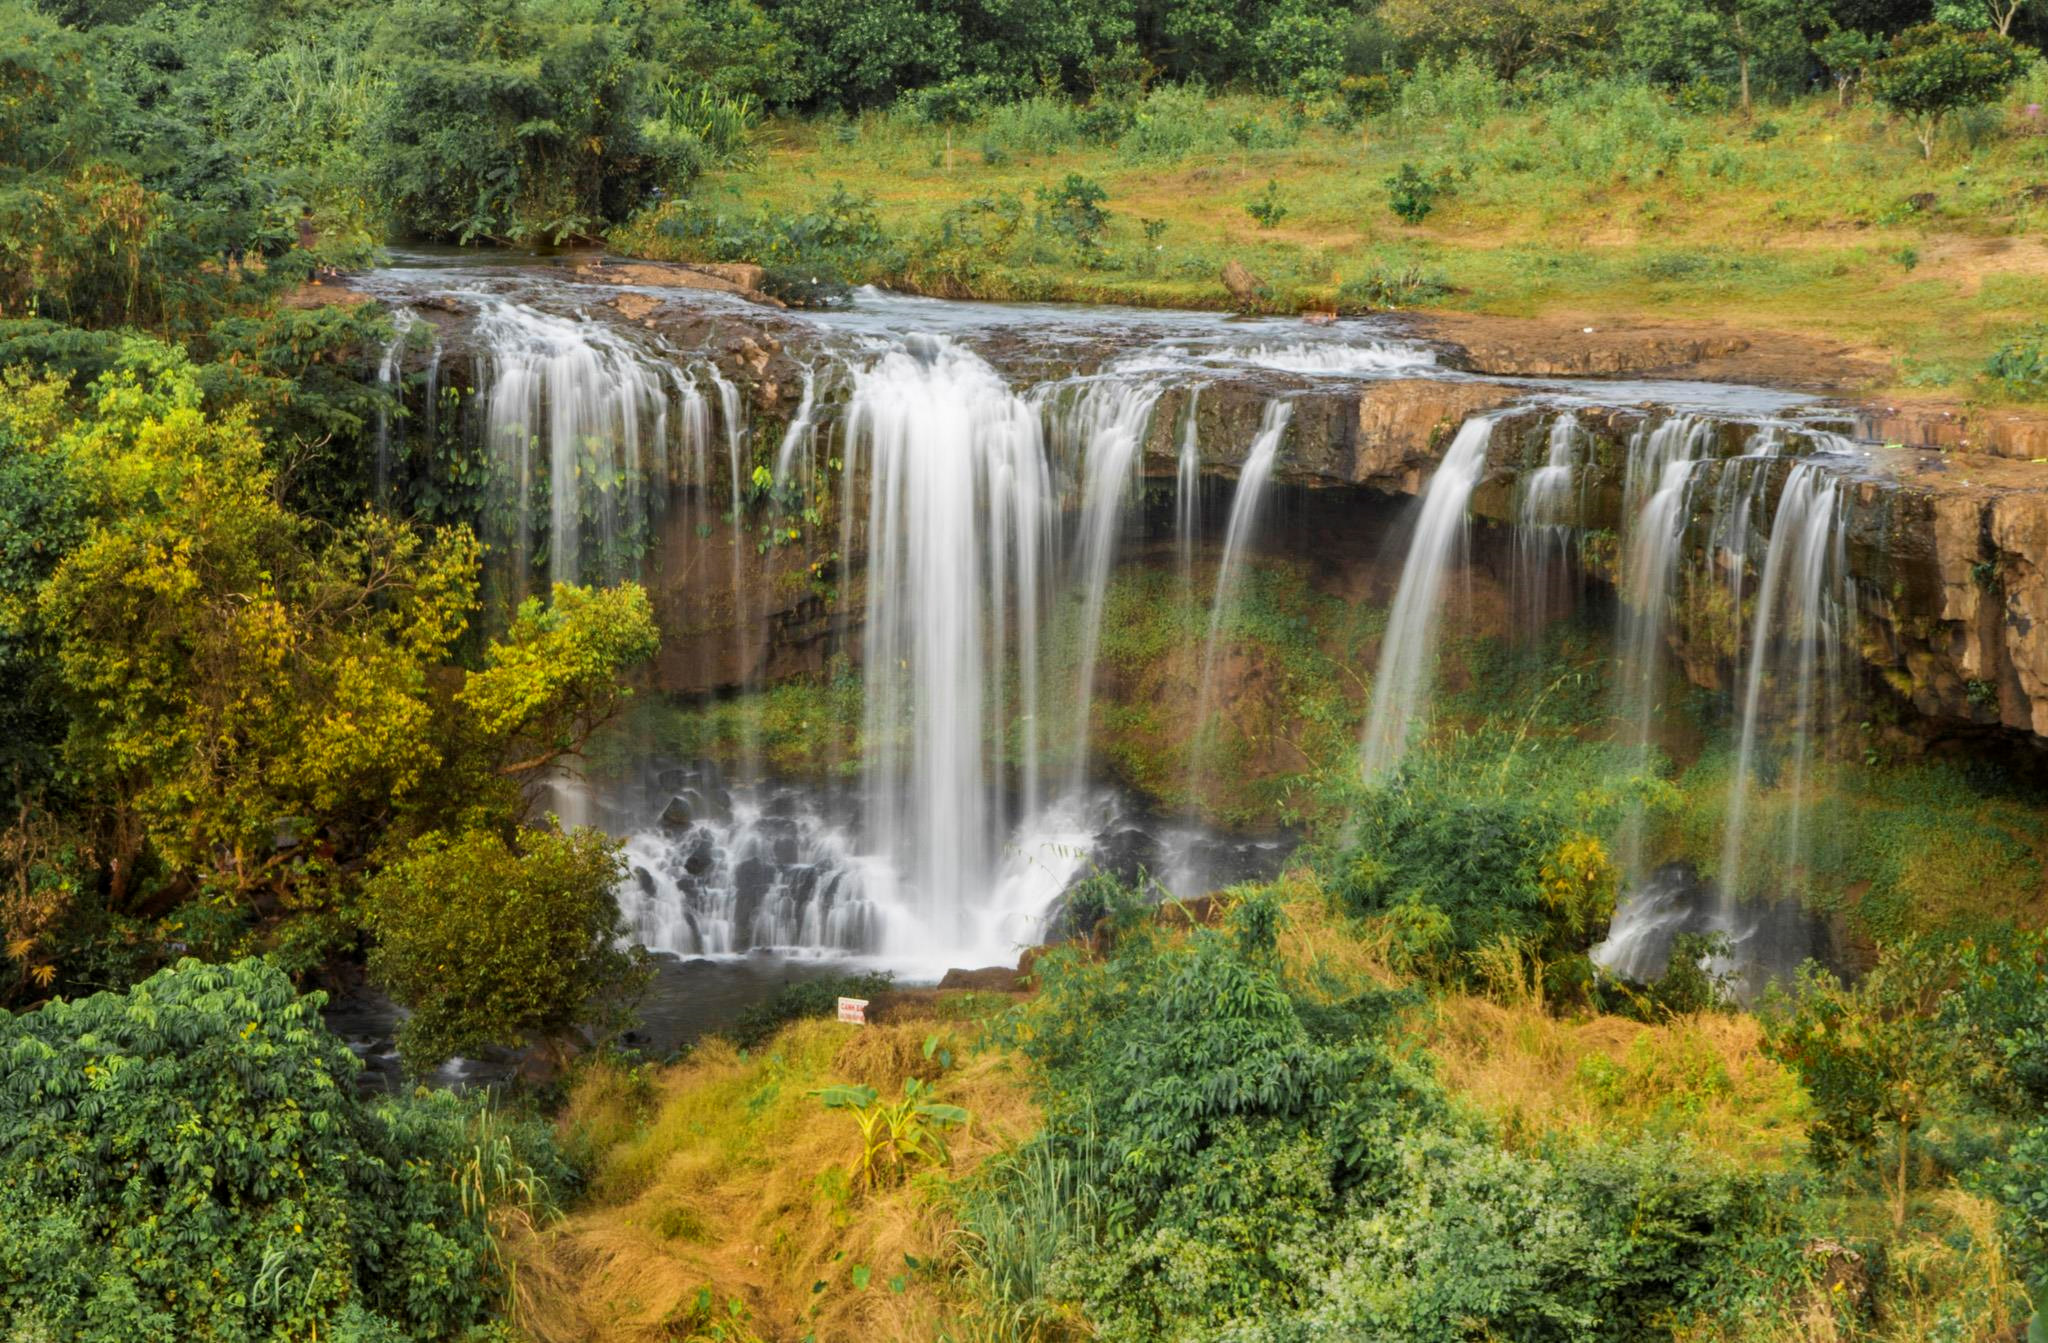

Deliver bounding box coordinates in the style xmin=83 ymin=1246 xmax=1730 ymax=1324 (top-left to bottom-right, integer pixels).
xmin=950 ymin=1131 xmax=1104 ymax=1340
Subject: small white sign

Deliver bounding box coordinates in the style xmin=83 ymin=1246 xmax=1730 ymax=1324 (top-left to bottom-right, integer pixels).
xmin=836 ymin=997 xmax=868 ymax=1025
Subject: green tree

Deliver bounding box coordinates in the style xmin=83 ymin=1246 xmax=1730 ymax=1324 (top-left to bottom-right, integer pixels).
xmin=367 ymin=0 xmax=681 ymax=242
xmin=1868 ymin=22 xmax=2029 ymax=157
xmin=1814 ymin=26 xmax=1884 ymax=105
xmin=1937 ymin=0 xmax=2041 ymax=37
xmin=1763 ymin=941 xmax=1960 ymax=1231
xmin=362 ymin=824 xmax=650 ymax=1073
xmin=1379 ymin=0 xmax=1615 ymax=81
xmin=761 ymin=0 xmax=963 ymax=109
xmin=1712 ymin=0 xmax=1805 ymax=112
xmin=11 ymin=353 xmax=658 ymax=980
xmin=0 ymin=956 xmax=552 ymax=1340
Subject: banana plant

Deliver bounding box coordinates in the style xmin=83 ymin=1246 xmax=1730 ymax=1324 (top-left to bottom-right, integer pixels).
xmin=810 ymin=1079 xmax=969 ymax=1189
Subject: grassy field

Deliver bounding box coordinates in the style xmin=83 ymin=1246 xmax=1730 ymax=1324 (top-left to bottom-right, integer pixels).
xmin=616 ymin=73 xmax=2048 ymax=404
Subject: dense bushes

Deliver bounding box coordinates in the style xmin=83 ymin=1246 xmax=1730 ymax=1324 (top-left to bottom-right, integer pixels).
xmin=0 ymin=957 xmax=563 ymax=1340
xmin=0 ymin=340 xmax=659 ymax=1002
xmin=363 ymin=826 xmax=651 ymax=1073
xmin=1331 ymin=781 xmax=1619 ymax=993
xmin=992 ymin=893 xmax=1778 ymax=1341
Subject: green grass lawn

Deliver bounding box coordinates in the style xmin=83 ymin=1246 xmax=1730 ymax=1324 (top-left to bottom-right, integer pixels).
xmin=616 ymin=75 xmax=2048 ymax=404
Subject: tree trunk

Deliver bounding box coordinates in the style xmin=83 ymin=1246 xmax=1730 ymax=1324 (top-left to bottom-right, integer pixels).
xmin=1739 ymin=53 xmax=1752 ymax=116
xmin=1893 ymin=1119 xmax=1911 ymax=1232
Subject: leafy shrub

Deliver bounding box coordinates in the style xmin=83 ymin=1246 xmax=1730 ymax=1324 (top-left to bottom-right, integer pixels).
xmin=1385 ymin=162 xmax=1448 ymax=223
xmin=1985 ymin=326 xmax=2048 ymax=399
xmin=980 ymin=96 xmax=1083 ymax=156
xmin=646 ymin=81 xmax=761 ymax=180
xmin=995 ymin=896 xmax=1770 ymax=1340
xmin=725 ymin=969 xmax=895 ymax=1049
xmin=810 ymin=1072 xmax=969 ymax=1188
xmin=1390 ymin=55 xmax=1505 ymax=129
xmin=655 ymin=186 xmax=901 ymax=288
xmin=0 ymin=957 xmax=559 ymax=1340
xmin=1993 ymin=1120 xmax=2048 ymax=1333
xmin=368 ymin=0 xmax=677 ymax=242
xmin=1947 ymin=929 xmax=2048 ymax=1113
xmin=1762 ymin=943 xmax=1959 ymax=1230
xmin=363 ymin=825 xmax=651 ymax=1074
xmin=1332 ymin=785 xmax=1617 ymax=988
xmin=1036 ymin=173 xmax=1111 ymax=253
xmin=1337 ymin=264 xmax=1453 ymax=311
xmin=1244 ymin=179 xmax=1289 ymax=228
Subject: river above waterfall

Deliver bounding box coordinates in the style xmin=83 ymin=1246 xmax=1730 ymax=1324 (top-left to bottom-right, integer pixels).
xmin=354 ymin=249 xmax=1830 ymax=417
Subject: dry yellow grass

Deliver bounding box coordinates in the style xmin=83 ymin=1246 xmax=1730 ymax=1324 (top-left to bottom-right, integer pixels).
xmin=1423 ymin=994 xmax=1810 ymax=1167
xmin=1269 ymin=866 xmax=1403 ymax=997
xmin=525 ymin=1016 xmax=1040 ymax=1343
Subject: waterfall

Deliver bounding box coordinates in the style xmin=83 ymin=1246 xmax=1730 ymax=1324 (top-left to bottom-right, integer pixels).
xmin=1719 ymin=461 xmax=1849 ymax=917
xmin=1514 ymin=411 xmax=1580 ymax=641
xmin=847 ymin=336 xmax=1055 ymax=953
xmin=1051 ymin=378 xmax=1163 ymax=787
xmin=1360 ymin=414 xmax=1498 ymax=782
xmin=1611 ymin=415 xmax=1713 ymax=875
xmin=773 ymin=363 xmax=821 ymax=482
xmin=371 ymin=310 xmax=417 ymax=506
xmin=1176 ymin=387 xmax=1203 ymax=596
xmin=1192 ymin=401 xmax=1294 ymax=790
xmin=471 ymin=299 xmax=676 ymax=593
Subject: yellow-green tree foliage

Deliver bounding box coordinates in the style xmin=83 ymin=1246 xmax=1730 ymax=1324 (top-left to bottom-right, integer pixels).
xmin=7 ymin=350 xmax=658 ymax=971
xmin=363 ymin=825 xmax=650 ymax=1073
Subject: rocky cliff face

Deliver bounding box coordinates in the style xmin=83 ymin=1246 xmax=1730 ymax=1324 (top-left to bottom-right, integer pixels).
xmin=1137 ymin=375 xmax=2048 ymax=744
xmin=365 ymin=268 xmax=2048 ymax=747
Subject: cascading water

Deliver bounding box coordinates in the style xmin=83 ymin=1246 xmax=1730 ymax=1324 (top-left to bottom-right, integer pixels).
xmin=1050 ymin=377 xmax=1163 ymax=786
xmin=1176 ymin=386 xmax=1203 ymax=595
xmin=1719 ymin=461 xmax=1850 ymax=919
xmin=371 ymin=309 xmax=418 ymax=506
xmin=1360 ymin=414 xmax=1498 ymax=781
xmin=1513 ymin=411 xmax=1581 ymax=641
xmin=1611 ymin=415 xmax=1714 ymax=876
xmin=849 ymin=336 xmax=1057 ymax=956
xmin=1192 ymin=401 xmax=1294 ymax=789
xmin=471 ymin=299 xmax=680 ymax=592
xmin=1597 ymin=432 xmax=1851 ymax=990
xmin=773 ymin=363 xmax=821 ymax=482
xmin=389 ymin=262 xmax=1886 ymax=996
